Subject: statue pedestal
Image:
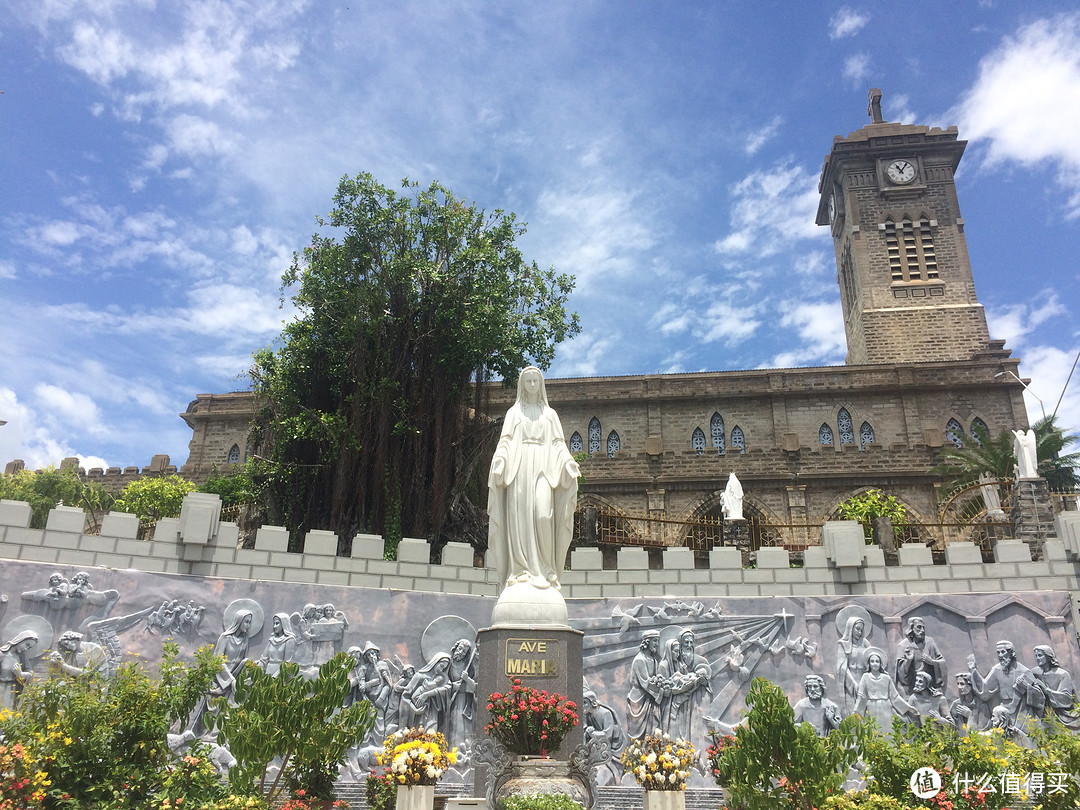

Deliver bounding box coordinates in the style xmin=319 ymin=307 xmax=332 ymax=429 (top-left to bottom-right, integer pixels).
xmin=490 ymin=582 xmax=569 ymax=628
xmin=1010 ymin=477 xmax=1056 ymax=560
xmin=472 ymin=625 xmax=584 ymax=799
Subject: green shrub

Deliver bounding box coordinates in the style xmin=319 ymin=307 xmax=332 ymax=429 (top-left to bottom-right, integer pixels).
xmin=499 ymin=794 xmax=584 ymax=810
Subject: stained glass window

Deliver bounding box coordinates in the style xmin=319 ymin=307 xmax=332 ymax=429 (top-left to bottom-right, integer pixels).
xmin=838 ymin=409 xmax=855 ymax=445
xmin=711 ymin=412 xmax=726 ymax=454
xmin=692 ymin=427 xmax=706 ymax=455
xmin=607 ymin=430 xmax=621 ymax=458
xmin=227 ymin=444 xmax=241 ymax=463
xmin=970 ymin=418 xmax=988 ymax=447
xmin=820 ymin=423 xmax=834 ymax=446
xmin=731 ymin=426 xmax=745 ymax=454
xmin=946 ymin=418 xmax=963 ymax=448
xmin=859 ymin=421 xmax=875 ymax=450
xmin=588 ymin=417 xmax=601 ymax=454
xmin=569 ymin=431 xmax=583 ymax=453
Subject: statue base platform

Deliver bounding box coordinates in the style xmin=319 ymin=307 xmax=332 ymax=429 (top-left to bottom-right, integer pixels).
xmin=490 ymin=581 xmax=569 ymax=628
xmin=472 ymin=624 xmax=584 ymax=799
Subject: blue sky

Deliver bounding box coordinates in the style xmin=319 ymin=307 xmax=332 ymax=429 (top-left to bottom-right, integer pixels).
xmin=2 ymin=1 xmax=1079 ymax=471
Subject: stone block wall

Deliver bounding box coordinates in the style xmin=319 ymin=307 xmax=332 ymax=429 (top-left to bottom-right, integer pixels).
xmin=3 ymin=495 xmax=1079 ymax=629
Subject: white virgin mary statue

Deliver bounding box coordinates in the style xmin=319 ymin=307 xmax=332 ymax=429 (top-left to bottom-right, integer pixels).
xmin=488 ymin=367 xmax=580 ymax=624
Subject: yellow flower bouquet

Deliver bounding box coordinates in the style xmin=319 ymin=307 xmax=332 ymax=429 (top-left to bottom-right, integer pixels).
xmin=620 ymin=731 xmax=696 ymax=791
xmin=378 ymin=728 xmax=458 ymax=787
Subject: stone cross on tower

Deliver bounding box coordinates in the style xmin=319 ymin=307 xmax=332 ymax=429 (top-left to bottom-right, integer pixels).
xmin=867 ymin=88 xmax=883 ymax=123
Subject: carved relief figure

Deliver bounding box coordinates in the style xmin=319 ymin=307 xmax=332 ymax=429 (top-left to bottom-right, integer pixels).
xmin=659 ymin=629 xmax=711 ymax=740
xmin=447 ymin=638 xmax=477 ymax=749
xmin=627 ymin=630 xmax=667 ymax=738
xmin=295 ymin=603 xmax=320 ymax=666
xmin=894 ymin=617 xmax=945 ymax=695
xmin=386 ymin=664 xmax=416 ymax=735
xmin=908 ymin=671 xmax=949 ymax=726
xmin=949 ymin=672 xmax=989 ymax=732
xmin=311 ymin=603 xmax=348 ymax=665
xmin=855 ymin=648 xmax=915 ymax=732
xmin=192 ymin=609 xmax=255 ymax=734
xmin=968 ymin=640 xmax=1045 ymax=728
xmin=1030 ymin=644 xmax=1078 ymax=730
xmin=0 ymin=630 xmax=38 ymax=709
xmin=354 ymin=642 xmax=393 ymax=742
xmin=399 ymin=652 xmax=453 ymax=734
xmin=48 ymin=630 xmax=106 ymax=676
xmin=259 ymin=612 xmax=297 ymax=676
xmin=836 ymin=614 xmax=870 ymax=714
xmin=487 ymin=366 xmax=580 ymax=591
xmin=792 ymin=674 xmax=842 ymax=737
xmin=583 ymin=687 xmax=627 ymax=784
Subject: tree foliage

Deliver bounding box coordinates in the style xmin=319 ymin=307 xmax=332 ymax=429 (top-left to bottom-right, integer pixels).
xmin=249 ymin=173 xmax=579 ymax=551
xmin=0 ymin=466 xmax=113 ymax=529
xmin=933 ymin=416 xmax=1080 ymax=493
xmin=112 ymin=474 xmax=195 ymax=523
xmin=708 ymin=678 xmax=870 ymax=810
xmin=837 ymin=488 xmax=907 ymax=544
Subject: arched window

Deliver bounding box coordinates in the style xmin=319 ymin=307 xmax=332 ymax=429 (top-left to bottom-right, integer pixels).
xmin=569 ymin=431 xmax=583 ymax=454
xmin=945 ymin=418 xmax=964 ymax=448
xmin=691 ymin=427 xmax=706 ymax=456
xmin=970 ymin=418 xmax=988 ymax=446
xmin=588 ymin=418 xmax=601 ymax=455
xmin=606 ymin=430 xmax=621 ymax=458
xmin=227 ymin=444 xmax=241 ymax=463
xmin=859 ymin=422 xmax=875 ymax=450
xmin=710 ymin=412 xmax=726 ymax=454
xmin=819 ymin=423 xmax=835 ymax=446
xmin=837 ymin=409 xmax=855 ymax=445
xmin=730 ymin=426 xmax=746 ymax=454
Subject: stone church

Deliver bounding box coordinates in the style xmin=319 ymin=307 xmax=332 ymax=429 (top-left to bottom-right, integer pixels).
xmin=180 ymin=91 xmax=1031 ymax=550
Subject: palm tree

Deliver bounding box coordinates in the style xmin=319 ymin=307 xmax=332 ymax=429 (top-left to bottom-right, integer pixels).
xmin=932 ymin=417 xmax=1079 ymax=492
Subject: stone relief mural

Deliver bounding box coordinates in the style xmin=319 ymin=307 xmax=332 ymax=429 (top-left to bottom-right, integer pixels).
xmin=0 ymin=559 xmax=1077 ymax=787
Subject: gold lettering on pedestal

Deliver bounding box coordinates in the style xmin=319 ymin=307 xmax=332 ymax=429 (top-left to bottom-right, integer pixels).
xmin=505 ymin=638 xmax=559 ymax=677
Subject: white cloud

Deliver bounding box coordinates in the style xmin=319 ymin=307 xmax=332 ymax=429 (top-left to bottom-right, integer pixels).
xmin=33 ymin=383 xmax=108 ymax=437
xmin=550 ymin=331 xmax=617 ymax=379
xmin=696 ymin=301 xmax=760 ymax=345
xmin=714 ymin=162 xmax=824 ymax=257
xmin=955 ymin=12 xmax=1080 ymax=216
xmin=986 ymin=292 xmax=1067 ymax=347
xmin=767 ymin=300 xmax=847 ymax=367
xmin=0 ymin=260 xmax=17 ymax=279
xmin=745 ymin=116 xmax=783 ymax=156
xmin=842 ymin=53 xmax=871 ymax=84
xmin=829 ymin=8 xmax=870 ymax=39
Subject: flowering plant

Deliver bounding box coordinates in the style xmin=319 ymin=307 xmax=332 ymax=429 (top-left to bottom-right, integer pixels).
xmin=485 ymin=679 xmax=579 ymax=755
xmin=620 ymin=730 xmax=695 ymax=791
xmin=0 ymin=741 xmax=48 ymax=810
xmin=378 ymin=728 xmax=458 ymax=786
xmin=366 ymin=770 xmax=398 ymax=810
xmin=280 ymin=794 xmax=348 ymax=810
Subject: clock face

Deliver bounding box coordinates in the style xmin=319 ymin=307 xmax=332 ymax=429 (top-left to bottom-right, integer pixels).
xmin=887 ymin=159 xmax=916 ymax=185
xmin=828 ymin=193 xmax=836 ymax=223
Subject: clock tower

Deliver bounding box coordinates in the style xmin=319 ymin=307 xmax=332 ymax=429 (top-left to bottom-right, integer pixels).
xmin=816 ymin=89 xmax=991 ymax=365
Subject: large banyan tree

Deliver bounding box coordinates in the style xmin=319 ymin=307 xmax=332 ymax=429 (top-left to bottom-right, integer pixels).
xmin=249 ymin=174 xmax=579 ymax=554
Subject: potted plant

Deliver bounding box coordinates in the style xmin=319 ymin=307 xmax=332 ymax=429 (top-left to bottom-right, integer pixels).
xmin=620 ymin=730 xmax=696 ymax=810
xmin=484 ymin=678 xmax=579 ymax=756
xmin=379 ymin=727 xmax=458 ymax=810
xmin=499 ymin=794 xmax=585 ymax=810
xmin=210 ymin=651 xmax=376 ymax=808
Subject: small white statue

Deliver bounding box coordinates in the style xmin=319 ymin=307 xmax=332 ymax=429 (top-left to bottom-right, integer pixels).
xmin=720 ymin=472 xmax=744 ymax=521
xmin=978 ymin=472 xmax=1006 ymax=520
xmin=1012 ymin=429 xmax=1038 ymax=479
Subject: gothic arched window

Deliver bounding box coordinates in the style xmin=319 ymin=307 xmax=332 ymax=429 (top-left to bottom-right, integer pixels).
xmin=945 ymin=418 xmax=964 ymax=449
xmin=606 ymin=430 xmax=621 ymax=458
xmin=691 ymin=427 xmax=706 ymax=456
xmin=837 ymin=409 xmax=855 ymax=445
xmin=569 ymin=431 xmax=583 ymax=454
xmin=859 ymin=421 xmax=875 ymax=450
xmin=588 ymin=418 xmax=601 ymax=454
xmin=227 ymin=444 xmax=241 ymax=463
xmin=819 ymin=423 xmax=835 ymax=446
xmin=730 ymin=426 xmax=746 ymax=454
xmin=710 ymin=412 xmax=726 ymax=454
xmin=970 ymin=418 xmax=988 ymax=447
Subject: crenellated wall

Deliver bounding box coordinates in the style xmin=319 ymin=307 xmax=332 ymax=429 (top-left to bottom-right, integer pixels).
xmin=3 ymin=495 xmax=1080 ymax=615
